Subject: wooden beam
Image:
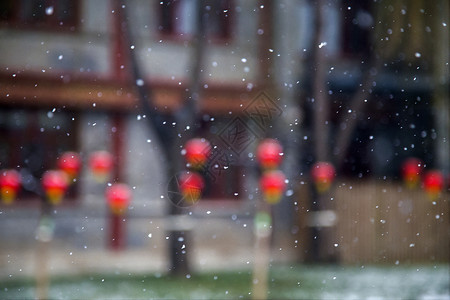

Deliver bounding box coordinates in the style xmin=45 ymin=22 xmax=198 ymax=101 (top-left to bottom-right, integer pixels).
xmin=1 ymin=75 xmax=255 ymax=115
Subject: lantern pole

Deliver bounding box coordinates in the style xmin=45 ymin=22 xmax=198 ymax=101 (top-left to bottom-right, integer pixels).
xmin=2 ymin=154 xmax=77 ymax=299
xmin=309 ymin=162 xmax=337 ymax=262
xmin=105 ymin=183 xmax=131 ymax=251
xmin=35 ymin=198 xmax=53 ymax=300
xmin=110 ymin=213 xmax=124 ymax=250
xmin=252 ymin=139 xmax=286 ymax=300
xmin=309 ymin=183 xmax=322 ymax=262
xmin=110 ymin=114 xmax=126 ymax=251
xmin=167 ymin=138 xmax=209 ymax=275
xmin=36 ymin=173 xmax=63 ymax=300
xmin=251 ymin=201 xmax=272 ymax=300
xmin=35 ymin=165 xmax=72 ymax=299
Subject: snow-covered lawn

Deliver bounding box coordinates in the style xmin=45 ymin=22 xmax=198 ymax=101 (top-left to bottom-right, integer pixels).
xmin=1 ymin=264 xmax=448 ymax=299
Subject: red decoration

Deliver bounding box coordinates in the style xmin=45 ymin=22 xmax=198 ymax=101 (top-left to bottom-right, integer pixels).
xmin=0 ymin=169 xmax=21 ymax=204
xmin=105 ymin=183 xmax=132 ymax=215
xmin=179 ymin=172 xmax=205 ymax=204
xmin=311 ymin=162 xmax=336 ymax=193
xmin=260 ymin=170 xmax=287 ymax=204
xmin=89 ymin=151 xmax=114 ymax=182
xmin=57 ymin=151 xmax=81 ymax=181
xmin=402 ymin=158 xmax=423 ymax=189
xmin=42 ymin=170 xmax=69 ymax=205
xmin=183 ymin=138 xmax=211 ymax=169
xmin=256 ymin=139 xmax=283 ymax=170
xmin=423 ymin=170 xmax=444 ymax=201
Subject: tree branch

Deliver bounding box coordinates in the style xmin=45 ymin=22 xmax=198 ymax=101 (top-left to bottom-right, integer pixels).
xmin=332 ymin=60 xmax=380 ymax=169
xmin=312 ymin=0 xmax=330 ymax=162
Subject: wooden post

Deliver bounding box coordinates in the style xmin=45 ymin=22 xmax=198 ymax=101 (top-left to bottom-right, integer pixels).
xmin=252 ymin=205 xmax=272 ymax=300
xmin=35 ymin=202 xmax=53 ymax=300
xmin=109 ymin=115 xmax=127 ymax=251
xmin=110 ymin=213 xmax=124 ymax=250
xmin=111 ymin=0 xmax=129 ymax=83
xmin=36 ymin=228 xmax=50 ymax=299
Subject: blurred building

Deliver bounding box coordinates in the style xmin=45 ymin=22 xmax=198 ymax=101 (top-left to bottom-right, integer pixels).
xmin=0 ymin=0 xmax=261 ymax=206
xmin=0 ymin=0 xmax=286 ymax=270
xmin=0 ymin=0 xmax=448 ymax=268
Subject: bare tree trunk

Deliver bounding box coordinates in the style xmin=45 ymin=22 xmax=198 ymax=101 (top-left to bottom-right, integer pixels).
xmin=309 ymin=0 xmax=334 ymax=263
xmin=117 ymin=0 xmax=171 ymax=151
xmin=312 ymin=0 xmax=329 ymax=163
xmin=333 ymin=61 xmax=379 ymax=169
xmin=180 ymin=0 xmax=206 ymax=120
xmin=310 ymin=0 xmax=344 ymax=262
xmin=167 ymin=0 xmax=207 ymax=276
xmin=119 ymin=0 xmax=207 ymax=276
xmin=270 ymin=0 xmax=304 ymax=247
xmin=432 ymin=0 xmax=449 ymax=176
xmin=257 ymin=0 xmax=274 ymax=88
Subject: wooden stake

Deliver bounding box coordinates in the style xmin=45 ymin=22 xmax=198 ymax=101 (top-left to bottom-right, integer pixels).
xmin=35 ymin=214 xmax=53 ymax=300
xmin=110 ymin=213 xmax=125 ymax=250
xmin=252 ymin=207 xmax=272 ymax=300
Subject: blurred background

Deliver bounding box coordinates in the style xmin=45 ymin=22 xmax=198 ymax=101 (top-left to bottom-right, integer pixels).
xmin=0 ymin=0 xmax=448 ymax=298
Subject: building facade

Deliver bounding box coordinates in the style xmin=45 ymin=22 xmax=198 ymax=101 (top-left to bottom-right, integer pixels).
xmin=0 ymin=0 xmax=447 ymax=268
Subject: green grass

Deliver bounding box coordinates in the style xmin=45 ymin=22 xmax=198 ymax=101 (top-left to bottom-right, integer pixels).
xmin=1 ymin=264 xmax=449 ymax=299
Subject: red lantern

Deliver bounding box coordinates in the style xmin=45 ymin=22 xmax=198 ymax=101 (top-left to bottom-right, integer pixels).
xmin=42 ymin=170 xmax=69 ymax=205
xmin=183 ymin=138 xmax=211 ymax=169
xmin=423 ymin=170 xmax=444 ymax=201
xmin=57 ymin=151 xmax=81 ymax=181
xmin=0 ymin=169 xmax=21 ymax=204
xmin=89 ymin=151 xmax=114 ymax=182
xmin=105 ymin=183 xmax=132 ymax=215
xmin=260 ymin=170 xmax=287 ymax=204
xmin=178 ymin=171 xmax=205 ymax=204
xmin=256 ymin=139 xmax=283 ymax=170
xmin=311 ymin=162 xmax=336 ymax=194
xmin=402 ymin=158 xmax=423 ymax=189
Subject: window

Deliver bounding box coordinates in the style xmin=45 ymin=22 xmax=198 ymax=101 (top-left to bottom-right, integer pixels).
xmin=0 ymin=108 xmax=79 ymax=200
xmin=202 ymin=153 xmax=244 ymax=200
xmin=0 ymin=0 xmax=79 ymax=31
xmin=203 ymin=0 xmax=232 ymax=39
xmin=157 ymin=0 xmax=232 ymax=40
xmin=342 ymin=0 xmax=373 ymax=58
xmin=196 ymin=117 xmax=244 ymax=200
